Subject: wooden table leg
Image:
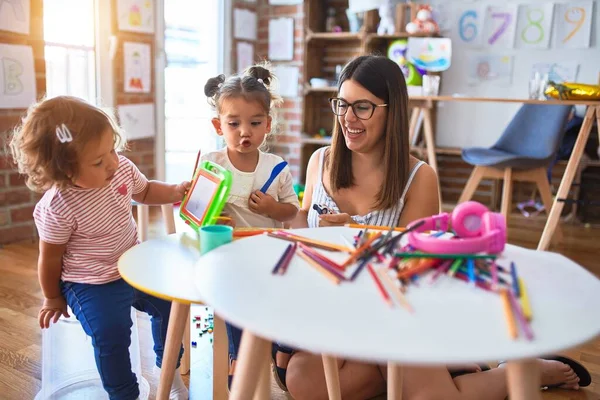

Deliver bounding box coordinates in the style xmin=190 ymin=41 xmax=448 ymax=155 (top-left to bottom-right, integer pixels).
xmin=387 ymin=362 xmax=403 ymax=400
xmin=322 ymin=355 xmax=342 ymax=400
xmin=421 ymin=108 xmax=438 ymax=174
xmin=505 ymin=359 xmax=541 ymax=400
xmin=180 ymin=313 xmax=190 ymax=375
xmin=213 ymin=314 xmax=229 ymax=400
xmin=229 ymin=331 xmax=271 ymax=400
xmin=137 ymin=204 xmax=149 ymax=242
xmin=538 ymin=106 xmax=597 ymax=251
xmin=157 ymin=301 xmax=190 ymax=400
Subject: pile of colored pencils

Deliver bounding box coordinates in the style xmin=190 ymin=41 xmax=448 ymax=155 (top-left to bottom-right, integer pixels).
xmin=267 ymin=225 xmax=533 ymax=340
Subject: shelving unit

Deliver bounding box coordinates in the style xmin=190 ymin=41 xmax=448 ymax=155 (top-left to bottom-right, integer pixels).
xmin=300 ymin=0 xmax=440 ymax=184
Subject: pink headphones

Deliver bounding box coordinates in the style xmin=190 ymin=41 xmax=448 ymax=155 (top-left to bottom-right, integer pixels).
xmin=406 ymin=201 xmax=506 ymax=255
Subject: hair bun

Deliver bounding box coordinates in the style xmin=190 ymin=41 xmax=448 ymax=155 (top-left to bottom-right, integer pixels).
xmin=204 ymin=74 xmax=226 ymax=97
xmin=246 ymin=65 xmax=272 ymax=87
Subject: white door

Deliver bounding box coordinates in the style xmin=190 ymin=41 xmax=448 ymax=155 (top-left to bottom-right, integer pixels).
xmin=159 ymin=0 xmax=230 ymax=183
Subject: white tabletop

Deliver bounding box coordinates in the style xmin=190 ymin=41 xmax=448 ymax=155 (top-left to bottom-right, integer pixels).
xmin=193 ymin=227 xmax=600 ymax=365
xmin=119 ymin=232 xmax=204 ymax=304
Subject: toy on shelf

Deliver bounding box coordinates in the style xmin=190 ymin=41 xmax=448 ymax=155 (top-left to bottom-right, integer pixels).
xmin=377 ymin=0 xmax=397 ymax=35
xmin=405 ymin=5 xmax=439 ymax=35
xmin=388 ymin=39 xmax=424 ymax=86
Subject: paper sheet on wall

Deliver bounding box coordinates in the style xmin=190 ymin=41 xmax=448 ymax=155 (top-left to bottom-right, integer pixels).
xmin=0 ymin=43 xmax=36 ymax=109
xmin=234 ymin=8 xmax=257 ymax=41
xmin=117 ymin=0 xmax=154 ymax=33
xmin=467 ymin=54 xmax=514 ymax=86
xmin=531 ymin=62 xmax=579 ymax=83
xmin=407 ymin=37 xmax=452 ymax=72
xmin=236 ymin=42 xmax=254 ymax=73
xmin=554 ymin=1 xmax=593 ymax=49
xmin=515 ymin=3 xmax=554 ymax=49
xmin=273 ymin=65 xmax=299 ymax=98
xmin=124 ymin=42 xmax=151 ymax=93
xmin=268 ymin=18 xmax=294 ymax=61
xmin=483 ymin=5 xmax=518 ymax=48
xmin=453 ymin=5 xmax=485 ymax=47
xmin=429 ymin=0 xmax=452 ymax=32
xmin=118 ymin=103 xmax=155 ymax=140
xmin=0 ymin=0 xmax=30 ymax=34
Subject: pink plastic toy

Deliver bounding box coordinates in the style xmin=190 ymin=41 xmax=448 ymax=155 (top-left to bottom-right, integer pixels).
xmin=407 ymin=201 xmax=506 ymax=254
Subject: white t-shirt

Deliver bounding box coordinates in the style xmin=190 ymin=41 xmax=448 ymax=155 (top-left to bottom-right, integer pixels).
xmin=201 ymin=149 xmax=300 ymax=228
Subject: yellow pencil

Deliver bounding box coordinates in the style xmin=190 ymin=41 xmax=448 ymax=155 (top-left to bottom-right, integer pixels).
xmin=296 ymin=249 xmax=341 ymax=285
xmin=345 ymin=223 xmax=407 ymax=232
xmin=518 ymin=278 xmax=533 ymax=321
xmin=500 ymin=289 xmax=518 ymax=339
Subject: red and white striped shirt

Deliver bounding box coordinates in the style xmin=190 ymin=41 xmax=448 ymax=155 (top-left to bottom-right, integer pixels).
xmin=33 ymin=156 xmax=148 ymax=284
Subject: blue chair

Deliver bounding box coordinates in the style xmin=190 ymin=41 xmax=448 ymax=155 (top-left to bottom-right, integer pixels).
xmin=458 ymin=104 xmax=573 ymax=223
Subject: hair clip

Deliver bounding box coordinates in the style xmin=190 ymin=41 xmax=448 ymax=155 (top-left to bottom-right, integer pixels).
xmin=257 ymin=78 xmax=265 ymax=86
xmin=217 ymin=82 xmax=223 ymax=88
xmin=56 ymin=124 xmax=73 ymax=143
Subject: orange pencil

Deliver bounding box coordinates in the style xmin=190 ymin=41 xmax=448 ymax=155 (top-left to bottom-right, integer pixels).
xmin=268 ymin=232 xmax=353 ymax=253
xmin=500 ymin=289 xmax=518 ymax=339
xmin=296 ymin=249 xmax=341 ymax=285
xmin=342 ymin=232 xmax=383 ymax=267
xmin=367 ymin=264 xmax=393 ymax=307
xmin=345 ymin=223 xmax=406 ymax=232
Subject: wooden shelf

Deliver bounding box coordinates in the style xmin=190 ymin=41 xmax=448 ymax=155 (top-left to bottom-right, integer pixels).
xmin=365 ymin=32 xmax=440 ymax=42
xmin=300 ymin=135 xmax=332 ymax=145
xmin=306 ymin=31 xmax=362 ymax=41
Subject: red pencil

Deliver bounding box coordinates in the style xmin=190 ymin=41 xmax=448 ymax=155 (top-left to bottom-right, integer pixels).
xmin=367 ymin=264 xmax=393 ymax=307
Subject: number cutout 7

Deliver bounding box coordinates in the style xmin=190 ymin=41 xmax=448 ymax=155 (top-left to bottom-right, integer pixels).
xmin=488 ymin=12 xmax=512 ymax=45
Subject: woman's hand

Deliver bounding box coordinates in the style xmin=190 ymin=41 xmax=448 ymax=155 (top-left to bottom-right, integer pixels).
xmin=318 ymin=213 xmax=354 ymax=227
xmin=39 ymin=295 xmax=69 ymax=329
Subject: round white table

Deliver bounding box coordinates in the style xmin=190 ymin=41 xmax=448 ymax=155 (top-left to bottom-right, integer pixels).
xmin=118 ymin=232 xmax=228 ymax=400
xmin=194 ymin=227 xmax=600 ymax=400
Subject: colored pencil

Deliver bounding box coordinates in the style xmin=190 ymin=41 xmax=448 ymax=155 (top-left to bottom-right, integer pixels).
xmin=367 ymin=264 xmax=393 ymax=307
xmin=491 ymin=261 xmax=499 ymax=290
xmin=377 ymin=267 xmax=414 ymax=312
xmin=507 ymin=289 xmax=534 ymax=340
xmin=341 ymin=235 xmax=356 ymax=250
xmin=350 ymin=257 xmax=369 ymax=281
xmin=518 ymin=278 xmax=533 ymax=321
xmin=234 ymin=228 xmax=282 ymax=237
xmin=298 ymin=243 xmax=345 ymax=272
xmin=500 ymin=289 xmax=518 ymax=339
xmin=396 ymin=258 xmax=439 ymax=279
xmin=510 ymin=262 xmax=520 ymax=297
xmin=342 ymin=232 xmax=383 ymax=267
xmin=279 ymin=243 xmax=297 ymax=275
xmin=429 ymin=260 xmax=453 ymax=284
xmin=268 ymin=232 xmax=353 ymax=253
xmin=346 ymin=223 xmax=407 ymax=232
xmin=395 ymin=252 xmax=497 ymax=260
xmin=297 ymin=243 xmax=346 ymax=279
xmin=467 ymin=258 xmax=476 ymax=286
xmin=453 ymin=272 xmax=494 ymax=292
xmin=272 ymin=244 xmax=294 ymax=274
xmin=447 ymin=258 xmax=463 ymax=277
xmin=296 ymin=249 xmax=341 ymax=284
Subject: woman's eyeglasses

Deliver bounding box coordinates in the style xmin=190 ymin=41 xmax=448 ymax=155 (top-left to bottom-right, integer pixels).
xmin=329 ymin=98 xmax=388 ymax=120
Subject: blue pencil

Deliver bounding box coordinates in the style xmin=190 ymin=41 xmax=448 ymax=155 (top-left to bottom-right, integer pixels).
xmin=467 ymin=258 xmax=476 ymax=286
xmin=510 ymin=262 xmax=520 ymax=297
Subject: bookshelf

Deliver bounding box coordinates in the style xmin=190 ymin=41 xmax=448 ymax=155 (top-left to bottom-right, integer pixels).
xmin=300 ymin=0 xmax=440 ymax=184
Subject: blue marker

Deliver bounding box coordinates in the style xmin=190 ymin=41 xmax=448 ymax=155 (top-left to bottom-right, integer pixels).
xmin=260 ymin=161 xmax=288 ymax=193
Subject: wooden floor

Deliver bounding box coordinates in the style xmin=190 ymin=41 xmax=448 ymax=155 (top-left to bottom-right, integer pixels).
xmin=0 ymin=209 xmax=599 ymax=399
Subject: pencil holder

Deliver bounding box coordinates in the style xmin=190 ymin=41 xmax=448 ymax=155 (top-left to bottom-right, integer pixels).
xmin=199 ymin=225 xmax=233 ymax=255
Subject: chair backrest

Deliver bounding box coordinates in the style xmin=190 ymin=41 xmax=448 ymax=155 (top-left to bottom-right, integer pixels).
xmin=492 ymin=104 xmax=573 ymax=160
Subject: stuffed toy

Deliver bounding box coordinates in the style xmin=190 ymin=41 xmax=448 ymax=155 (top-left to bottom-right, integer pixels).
xmin=406 ymin=5 xmax=439 ymax=35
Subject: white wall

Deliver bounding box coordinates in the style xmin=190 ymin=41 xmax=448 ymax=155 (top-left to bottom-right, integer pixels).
xmin=430 ymin=0 xmax=599 ymax=149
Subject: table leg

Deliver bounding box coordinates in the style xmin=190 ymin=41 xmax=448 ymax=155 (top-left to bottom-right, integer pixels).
xmin=538 ymin=106 xmax=597 ymax=250
xmin=229 ymin=331 xmax=271 ymax=400
xmin=157 ymin=301 xmax=190 ymax=400
xmin=180 ymin=313 xmax=190 ymax=374
xmin=421 ymin=108 xmax=438 ymax=174
xmin=322 ymin=355 xmax=342 ymax=400
xmin=387 ymin=363 xmax=403 ymax=400
xmin=137 ymin=204 xmax=149 ymax=242
xmin=213 ymin=314 xmax=229 ymax=400
xmin=505 ymin=359 xmax=541 ymax=400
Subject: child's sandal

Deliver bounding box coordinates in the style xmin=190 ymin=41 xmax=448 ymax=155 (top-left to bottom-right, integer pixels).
xmin=271 ymin=345 xmax=294 ymax=392
xmin=227 ymin=354 xmax=235 ymax=392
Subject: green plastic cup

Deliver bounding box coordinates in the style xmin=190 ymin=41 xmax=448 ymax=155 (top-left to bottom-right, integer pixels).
xmin=199 ymin=225 xmax=233 ymax=255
